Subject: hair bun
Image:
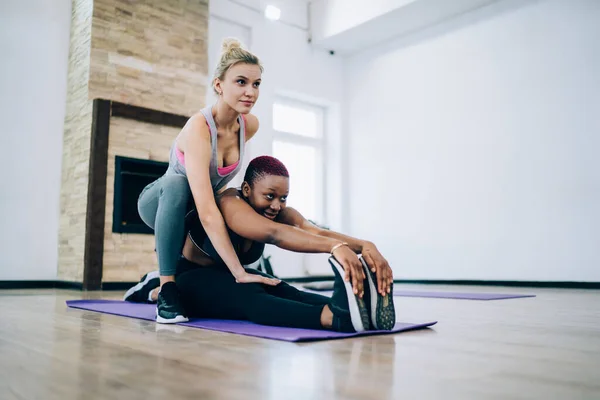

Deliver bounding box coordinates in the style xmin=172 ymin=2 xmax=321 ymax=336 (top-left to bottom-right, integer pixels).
xmin=222 ymin=38 xmax=242 ymax=54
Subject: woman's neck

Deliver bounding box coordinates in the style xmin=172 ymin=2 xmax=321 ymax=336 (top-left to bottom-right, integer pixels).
xmin=212 ymin=99 xmax=240 ymax=131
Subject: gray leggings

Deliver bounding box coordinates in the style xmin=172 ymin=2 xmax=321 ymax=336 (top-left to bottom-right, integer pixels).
xmin=137 ymin=174 xmax=191 ymax=276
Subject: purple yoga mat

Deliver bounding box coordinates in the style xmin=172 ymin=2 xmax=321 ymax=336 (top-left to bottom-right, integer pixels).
xmin=66 ymin=300 xmax=436 ymax=342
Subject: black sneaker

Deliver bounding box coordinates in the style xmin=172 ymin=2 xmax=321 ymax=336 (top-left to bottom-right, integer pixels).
xmin=360 ymin=256 xmax=396 ymax=330
xmin=328 ymin=256 xmax=370 ymax=332
xmin=123 ymin=271 xmax=160 ymax=303
xmin=330 ymin=306 xmax=356 ymax=333
xmin=156 ymin=282 xmax=189 ymax=324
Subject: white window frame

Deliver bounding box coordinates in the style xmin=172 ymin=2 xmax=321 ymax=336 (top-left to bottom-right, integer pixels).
xmin=272 ymin=97 xmax=327 ymax=225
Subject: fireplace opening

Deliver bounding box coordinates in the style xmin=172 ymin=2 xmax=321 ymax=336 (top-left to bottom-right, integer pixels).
xmin=113 ymin=156 xmax=168 ymax=234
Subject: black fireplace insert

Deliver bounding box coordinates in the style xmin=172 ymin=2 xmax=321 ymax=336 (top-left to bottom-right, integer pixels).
xmin=112 ymin=156 xmax=168 ymax=234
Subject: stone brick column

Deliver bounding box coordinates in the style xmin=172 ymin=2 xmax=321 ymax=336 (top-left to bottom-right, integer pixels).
xmin=58 ymin=0 xmax=208 ymax=289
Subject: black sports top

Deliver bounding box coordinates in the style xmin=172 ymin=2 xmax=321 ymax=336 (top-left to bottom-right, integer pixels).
xmin=185 ymin=202 xmax=265 ymax=266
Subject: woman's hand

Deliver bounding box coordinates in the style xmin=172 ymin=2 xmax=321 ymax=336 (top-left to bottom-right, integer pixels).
xmin=361 ymin=242 xmax=393 ymax=296
xmin=332 ymin=245 xmax=366 ymax=297
xmin=234 ymin=271 xmax=281 ymax=286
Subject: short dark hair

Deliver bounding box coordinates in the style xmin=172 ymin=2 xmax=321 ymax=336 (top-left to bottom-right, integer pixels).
xmin=243 ymin=156 xmax=289 ymax=187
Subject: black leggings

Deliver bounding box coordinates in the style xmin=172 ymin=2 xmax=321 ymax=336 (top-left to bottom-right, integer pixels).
xmin=176 ymin=259 xmax=331 ymax=330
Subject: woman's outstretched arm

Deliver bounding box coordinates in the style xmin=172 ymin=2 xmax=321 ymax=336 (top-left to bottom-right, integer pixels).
xmin=218 ymin=193 xmax=342 ymax=252
xmin=278 ymin=207 xmax=394 ymax=296
xmin=278 ymin=207 xmax=369 ymax=253
xmin=218 ymin=194 xmax=367 ymax=296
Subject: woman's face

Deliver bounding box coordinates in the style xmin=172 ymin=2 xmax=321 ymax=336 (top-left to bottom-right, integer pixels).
xmin=215 ymin=63 xmax=262 ymax=114
xmin=242 ymin=175 xmax=289 ymax=220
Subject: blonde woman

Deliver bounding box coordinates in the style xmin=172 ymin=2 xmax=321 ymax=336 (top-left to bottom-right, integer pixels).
xmin=136 ymin=39 xmax=279 ymax=324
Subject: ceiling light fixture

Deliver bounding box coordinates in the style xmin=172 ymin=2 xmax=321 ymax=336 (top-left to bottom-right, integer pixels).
xmin=264 ymin=5 xmax=281 ymax=21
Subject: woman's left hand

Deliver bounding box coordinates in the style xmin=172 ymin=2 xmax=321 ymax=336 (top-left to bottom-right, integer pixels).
xmin=361 ymin=242 xmax=393 ymax=296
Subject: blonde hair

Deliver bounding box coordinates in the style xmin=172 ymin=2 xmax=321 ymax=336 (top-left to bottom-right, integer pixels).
xmin=213 ymin=38 xmax=263 ymax=95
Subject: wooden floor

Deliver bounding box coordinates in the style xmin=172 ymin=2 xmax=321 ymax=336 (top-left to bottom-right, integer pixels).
xmin=1 ymin=285 xmax=599 ymax=400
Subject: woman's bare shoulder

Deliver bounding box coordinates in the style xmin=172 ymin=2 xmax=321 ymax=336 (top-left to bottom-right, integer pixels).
xmin=179 ymin=112 xmax=210 ymax=151
xmin=186 ymin=112 xmax=208 ymax=130
xmin=216 ymin=188 xmax=242 ymax=203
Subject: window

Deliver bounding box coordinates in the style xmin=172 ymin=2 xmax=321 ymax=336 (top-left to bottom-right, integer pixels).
xmin=272 ymin=98 xmax=325 ymax=224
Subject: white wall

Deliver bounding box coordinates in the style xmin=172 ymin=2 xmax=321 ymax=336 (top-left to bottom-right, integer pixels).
xmin=0 ymin=0 xmax=71 ymax=280
xmin=209 ymin=0 xmax=345 ymax=277
xmin=345 ymin=0 xmax=600 ymax=282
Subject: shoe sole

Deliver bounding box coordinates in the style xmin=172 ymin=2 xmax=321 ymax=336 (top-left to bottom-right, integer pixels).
xmin=123 ymin=270 xmax=160 ymax=302
xmin=360 ymin=256 xmax=396 ymax=330
xmin=155 ymin=309 xmax=189 ymax=324
xmin=328 ymin=257 xmax=367 ymax=333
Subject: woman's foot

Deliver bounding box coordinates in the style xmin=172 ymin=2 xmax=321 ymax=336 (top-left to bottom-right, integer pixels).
xmin=328 ymin=256 xmax=370 ymax=332
xmin=360 ymin=256 xmax=396 ymax=330
xmin=123 ymin=271 xmax=160 ymax=303
xmin=156 ymin=282 xmax=189 ymax=324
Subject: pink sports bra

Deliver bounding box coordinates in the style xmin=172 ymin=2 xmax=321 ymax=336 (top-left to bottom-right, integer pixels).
xmin=174 ymin=116 xmax=245 ymax=175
